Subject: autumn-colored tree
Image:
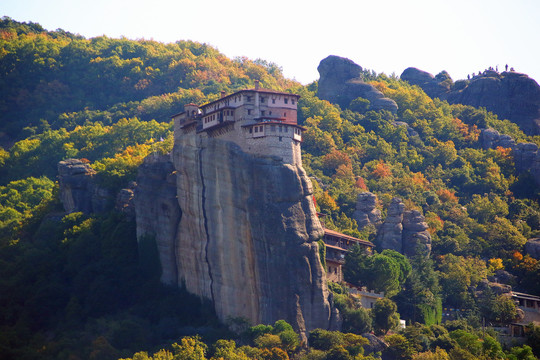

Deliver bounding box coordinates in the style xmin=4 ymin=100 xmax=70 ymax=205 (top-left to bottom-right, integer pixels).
xmin=371 ymin=160 xmax=392 ymax=179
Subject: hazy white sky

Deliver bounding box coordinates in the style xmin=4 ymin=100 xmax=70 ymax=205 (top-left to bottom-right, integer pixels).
xmin=3 ymin=0 xmax=540 ymax=84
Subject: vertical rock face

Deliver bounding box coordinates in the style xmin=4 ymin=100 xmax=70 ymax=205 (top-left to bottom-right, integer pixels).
xmin=135 ymin=155 xmax=181 ymax=285
xmin=136 ymin=137 xmax=336 ymax=335
xmin=58 ymin=159 xmax=96 ymax=214
xmin=172 ymin=136 xmax=334 ymax=333
xmin=376 ymin=198 xmax=405 ymax=252
xmin=402 ymin=210 xmax=431 ymax=257
xmin=353 ymin=192 xmax=382 ymax=230
xmin=375 ymin=198 xmax=432 ymax=257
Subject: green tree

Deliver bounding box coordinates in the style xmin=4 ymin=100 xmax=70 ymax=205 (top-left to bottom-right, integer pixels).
xmin=372 ymin=298 xmax=400 ymax=334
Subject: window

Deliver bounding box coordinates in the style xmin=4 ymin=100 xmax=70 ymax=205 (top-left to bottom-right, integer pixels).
xmin=292 ymin=99 xmax=295 ymax=105
xmin=255 ymin=127 xmax=258 ymax=133
xmin=279 ymin=136 xmax=282 ymax=142
xmin=284 ymin=98 xmax=288 ymax=104
xmin=284 ymin=112 xmax=286 ymax=117
xmin=249 ymin=128 xmax=252 ymax=133
xmin=247 ymin=96 xmax=252 ymax=102
xmin=259 ymin=126 xmax=263 ymax=132
xmin=248 ymin=109 xmax=252 ymax=115
xmin=272 ymin=99 xmax=275 ymax=104
xmin=260 ymin=97 xmax=265 ymax=102
xmin=271 ymin=125 xmax=275 ymax=132
xmin=269 ymin=111 xmax=272 ymax=115
xmin=261 ymin=110 xmax=265 ymax=116
xmin=279 ymin=126 xmax=282 ymax=132
xmin=284 ymin=126 xmax=288 ymax=132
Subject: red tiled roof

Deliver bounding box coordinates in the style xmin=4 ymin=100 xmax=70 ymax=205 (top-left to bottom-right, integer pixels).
xmin=199 ymin=88 xmax=299 ymax=109
xmin=323 ymin=228 xmax=373 ymax=247
xmin=325 ymin=243 xmax=347 ymax=251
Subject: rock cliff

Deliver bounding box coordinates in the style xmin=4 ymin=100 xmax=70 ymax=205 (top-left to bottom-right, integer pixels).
xmin=135 ymin=137 xmax=336 ymax=335
xmin=376 ymin=198 xmax=404 ymax=252
xmin=352 ymin=192 xmax=382 ymax=230
xmin=402 ymin=210 xmax=431 ymax=257
xmin=401 ymin=68 xmax=540 ymax=135
xmin=135 ymin=155 xmax=181 ymax=285
xmin=375 ymin=198 xmax=432 ymax=257
xmin=58 ymin=159 xmax=112 ymax=214
xmin=317 ymin=56 xmax=398 ymax=114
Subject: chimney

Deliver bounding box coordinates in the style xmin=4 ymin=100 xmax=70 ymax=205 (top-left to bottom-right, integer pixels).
xmin=220 ymin=91 xmax=226 ymax=98
xmin=254 ymin=80 xmax=260 ymax=90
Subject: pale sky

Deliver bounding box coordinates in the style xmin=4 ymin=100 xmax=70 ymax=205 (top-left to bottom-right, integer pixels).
xmin=3 ymin=0 xmax=540 ymax=84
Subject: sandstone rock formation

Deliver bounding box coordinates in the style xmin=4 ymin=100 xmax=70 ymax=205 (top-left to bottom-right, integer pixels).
xmin=136 ymin=138 xmax=337 ymax=336
xmin=401 ymin=67 xmax=451 ymax=99
xmin=525 ymin=238 xmax=540 ymax=259
xmin=401 ymin=68 xmax=540 ymax=135
xmin=353 ymin=192 xmax=382 ymax=230
xmin=58 ymin=159 xmax=96 ymax=214
xmin=58 ymin=159 xmax=114 ymax=214
xmin=479 ymin=128 xmax=516 ymax=150
xmin=402 ymin=210 xmax=431 ymax=257
xmin=317 ymin=56 xmax=398 ymax=114
xmin=115 ymin=181 xmax=136 ymax=217
xmin=135 ymin=155 xmax=182 ymax=285
xmin=376 ymin=198 xmax=405 ymax=252
xmin=375 ymin=198 xmax=432 ymax=257
xmin=477 ymin=128 xmax=540 ymax=185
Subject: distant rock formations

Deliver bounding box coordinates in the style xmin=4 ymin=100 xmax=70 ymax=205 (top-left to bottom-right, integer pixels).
xmin=353 ymin=193 xmax=432 ymax=257
xmin=478 ymin=128 xmax=540 ymax=185
xmin=401 ymin=67 xmax=452 ymax=100
xmin=317 ymin=56 xmax=398 ymax=114
xmin=401 ymin=67 xmax=540 ymax=135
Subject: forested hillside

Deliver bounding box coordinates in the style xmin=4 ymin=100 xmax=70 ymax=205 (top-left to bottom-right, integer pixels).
xmin=1 ymin=17 xmax=540 ymax=360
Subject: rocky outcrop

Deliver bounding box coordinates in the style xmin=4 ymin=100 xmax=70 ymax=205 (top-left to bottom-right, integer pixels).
xmin=317 ymin=56 xmax=398 ymax=114
xmin=58 ymin=159 xmax=114 ymax=214
xmin=58 ymin=159 xmax=96 ymax=213
xmin=362 ymin=332 xmax=388 ymax=355
xmin=375 ymin=198 xmax=432 ymax=257
xmin=401 ymin=67 xmax=451 ymax=99
xmin=402 ymin=210 xmax=431 ymax=257
xmin=115 ymin=181 xmax=136 ymax=217
xmin=525 ymin=238 xmax=540 ymax=259
xmin=136 ymin=138 xmax=336 ymax=336
xmin=479 ymin=128 xmax=516 ymax=150
xmin=376 ymin=198 xmax=405 ymax=252
xmin=135 ymin=155 xmax=182 ymax=285
xmin=353 ymin=192 xmax=382 ymax=230
xmin=477 ymin=128 xmax=540 ymax=185
xmin=401 ymin=68 xmax=540 ymax=135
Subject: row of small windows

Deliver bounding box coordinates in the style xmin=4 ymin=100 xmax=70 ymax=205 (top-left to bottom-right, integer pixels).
xmin=248 ymin=124 xmax=303 ymax=134
xmin=204 ymin=114 xmax=216 ymax=123
xmin=235 ymin=95 xmax=296 ymax=105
